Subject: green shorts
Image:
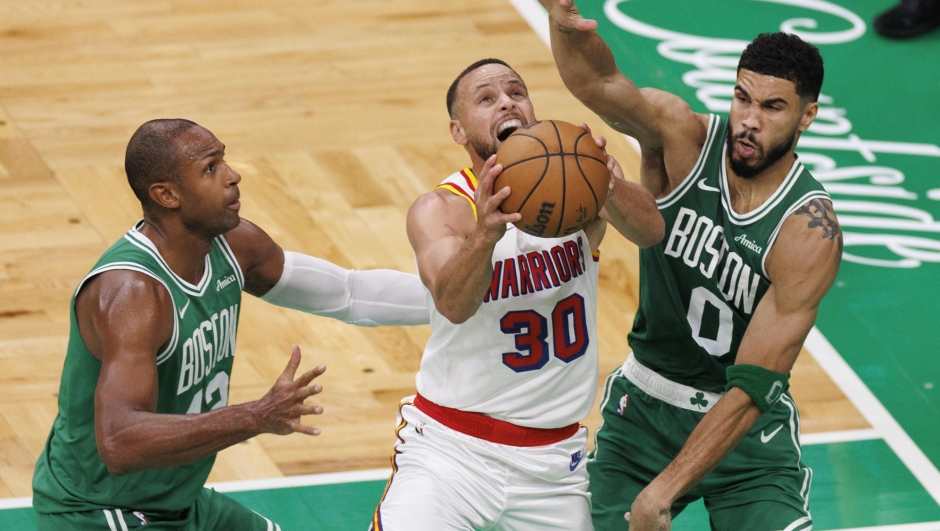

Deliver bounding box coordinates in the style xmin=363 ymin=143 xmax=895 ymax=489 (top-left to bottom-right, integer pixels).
xmin=35 ymin=488 xmax=278 ymax=531
xmin=587 ymin=358 xmax=812 ymax=531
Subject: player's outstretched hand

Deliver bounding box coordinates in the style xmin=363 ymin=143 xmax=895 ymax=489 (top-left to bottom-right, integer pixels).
xmin=250 ymin=345 xmax=326 ymax=436
xmin=474 ymin=154 xmax=522 ymax=245
xmin=538 ymin=0 xmax=599 ymax=33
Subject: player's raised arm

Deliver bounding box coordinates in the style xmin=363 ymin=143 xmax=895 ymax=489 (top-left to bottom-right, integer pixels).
xmin=407 ymin=156 xmax=521 ymax=324
xmin=625 ymin=200 xmax=842 ymax=529
xmin=538 ymin=0 xmax=661 ymax=143
xmin=224 ymin=219 xmax=429 ymax=327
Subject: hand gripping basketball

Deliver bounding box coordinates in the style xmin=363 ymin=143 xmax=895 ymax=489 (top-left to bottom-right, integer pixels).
xmin=495 ymin=120 xmax=610 ymax=238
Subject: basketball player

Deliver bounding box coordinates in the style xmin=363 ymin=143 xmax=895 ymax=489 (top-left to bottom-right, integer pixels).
xmin=539 ymin=1 xmax=843 ymax=530
xmin=31 ymin=119 xmax=429 ymax=530
xmin=370 ymin=59 xmax=664 ymax=530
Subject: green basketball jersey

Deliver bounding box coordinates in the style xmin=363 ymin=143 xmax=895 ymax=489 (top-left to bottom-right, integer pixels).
xmin=629 ymin=115 xmax=829 ymax=393
xmin=33 ymin=221 xmax=245 ymax=514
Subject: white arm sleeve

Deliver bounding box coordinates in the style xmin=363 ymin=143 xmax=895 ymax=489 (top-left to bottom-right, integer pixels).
xmin=259 ymin=251 xmax=429 ymax=327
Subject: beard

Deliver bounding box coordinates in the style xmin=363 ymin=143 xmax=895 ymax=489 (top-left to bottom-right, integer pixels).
xmin=725 ymin=126 xmax=796 ymax=179
xmin=469 ymin=133 xmax=498 ymax=162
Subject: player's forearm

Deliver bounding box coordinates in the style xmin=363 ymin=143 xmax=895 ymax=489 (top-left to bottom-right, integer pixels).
xmin=97 ymin=403 xmax=264 ymax=476
xmin=645 ymin=388 xmax=761 ymax=505
xmin=430 ymin=232 xmax=497 ymax=324
xmin=548 ymin=15 xmax=627 ymax=110
xmin=602 ymin=179 xmax=665 ymax=248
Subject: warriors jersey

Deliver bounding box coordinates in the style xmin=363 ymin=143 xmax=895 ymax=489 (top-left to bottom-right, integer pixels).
xmin=630 ymin=114 xmax=830 ymax=393
xmin=416 ymin=169 xmax=600 ymax=429
xmin=33 ymin=221 xmax=244 ymax=514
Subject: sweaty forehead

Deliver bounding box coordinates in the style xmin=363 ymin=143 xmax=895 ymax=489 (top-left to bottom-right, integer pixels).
xmin=459 ymin=64 xmax=524 ymax=98
xmin=177 ymin=126 xmax=223 ymax=162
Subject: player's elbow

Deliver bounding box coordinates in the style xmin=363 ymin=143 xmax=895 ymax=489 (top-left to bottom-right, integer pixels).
xmin=636 ymin=219 xmax=666 ymax=249
xmin=438 ymin=305 xmax=473 ymax=325
xmin=97 ymin=439 xmax=135 ymax=476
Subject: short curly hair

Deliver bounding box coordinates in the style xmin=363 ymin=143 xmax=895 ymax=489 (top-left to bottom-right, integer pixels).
xmin=738 ymin=33 xmax=824 ymax=102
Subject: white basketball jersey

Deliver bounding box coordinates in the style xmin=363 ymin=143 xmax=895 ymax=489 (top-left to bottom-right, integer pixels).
xmin=416 ymin=168 xmax=600 ymax=429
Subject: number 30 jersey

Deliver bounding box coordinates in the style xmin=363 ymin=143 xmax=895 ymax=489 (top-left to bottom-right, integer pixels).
xmin=416 ymin=168 xmax=600 ymax=429
xmin=630 ymin=114 xmax=829 ymax=393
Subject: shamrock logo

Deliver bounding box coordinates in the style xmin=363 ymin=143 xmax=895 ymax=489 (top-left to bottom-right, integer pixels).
xmin=690 ymin=392 xmax=709 ymax=408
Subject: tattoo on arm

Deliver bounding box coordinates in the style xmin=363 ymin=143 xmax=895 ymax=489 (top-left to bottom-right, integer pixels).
xmin=796 ymin=199 xmax=839 ymax=239
xmin=659 ymin=508 xmax=672 ymax=531
xmin=796 ymin=198 xmax=844 ymax=255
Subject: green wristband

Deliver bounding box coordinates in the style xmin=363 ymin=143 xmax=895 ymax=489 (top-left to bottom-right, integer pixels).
xmin=725 ymin=364 xmax=789 ymax=414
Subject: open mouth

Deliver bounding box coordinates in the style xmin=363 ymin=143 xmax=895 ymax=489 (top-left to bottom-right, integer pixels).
xmin=497 ymin=119 xmax=523 ymax=142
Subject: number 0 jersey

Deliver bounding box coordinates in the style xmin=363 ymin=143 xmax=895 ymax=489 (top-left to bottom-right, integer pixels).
xmin=416 ymin=169 xmax=600 ymax=429
xmin=32 ymin=221 xmax=244 ymax=514
xmin=630 ymin=114 xmax=829 ymax=393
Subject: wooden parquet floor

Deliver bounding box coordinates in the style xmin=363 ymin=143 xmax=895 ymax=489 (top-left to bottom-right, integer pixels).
xmin=0 ymin=0 xmax=867 ymax=498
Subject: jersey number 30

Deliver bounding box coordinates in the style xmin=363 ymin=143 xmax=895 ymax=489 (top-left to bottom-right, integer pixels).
xmin=500 ymin=294 xmax=589 ymax=372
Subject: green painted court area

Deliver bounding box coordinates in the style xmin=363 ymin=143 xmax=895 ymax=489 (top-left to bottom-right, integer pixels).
xmin=0 ymin=439 xmax=936 ymax=529
xmin=7 ymin=1 xmax=940 ymax=529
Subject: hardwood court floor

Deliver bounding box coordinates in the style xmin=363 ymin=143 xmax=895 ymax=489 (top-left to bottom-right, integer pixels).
xmin=0 ymin=0 xmax=867 ymax=499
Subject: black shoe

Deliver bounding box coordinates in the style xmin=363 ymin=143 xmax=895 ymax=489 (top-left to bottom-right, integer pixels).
xmin=874 ymin=0 xmax=940 ymax=39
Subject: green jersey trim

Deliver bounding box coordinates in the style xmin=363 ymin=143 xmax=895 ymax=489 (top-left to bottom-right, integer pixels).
xmin=124 ymin=225 xmax=213 ymax=297
xmin=760 ymin=190 xmax=833 ymax=277
xmin=657 ymin=114 xmax=721 ymax=209
xmin=214 ymin=235 xmax=245 ymax=291
xmin=719 ymin=145 xmax=806 ymax=225
xmin=77 ymin=262 xmax=180 ymax=365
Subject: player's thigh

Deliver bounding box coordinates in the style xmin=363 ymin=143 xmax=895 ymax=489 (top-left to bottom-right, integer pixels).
xmin=190 ymin=488 xmax=278 ymax=531
xmin=373 ymin=404 xmax=501 ymax=531
xmin=706 ymin=499 xmax=812 ymax=531
xmin=498 ymin=465 xmax=592 ymax=531
xmin=704 ymin=396 xmax=812 ymax=531
xmin=588 ymin=376 xmax=682 ymax=531
xmin=36 ymin=509 xmax=141 ymax=531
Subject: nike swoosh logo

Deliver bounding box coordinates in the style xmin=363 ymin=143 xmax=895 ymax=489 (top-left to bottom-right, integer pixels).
xmin=760 ymin=425 xmax=783 ymax=443
xmin=179 ymin=299 xmax=191 ymax=319
xmin=697 ymin=179 xmax=720 ymax=193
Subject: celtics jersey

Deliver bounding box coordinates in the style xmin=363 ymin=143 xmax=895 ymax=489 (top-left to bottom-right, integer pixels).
xmin=629 ymin=115 xmax=829 ymax=393
xmin=32 ymin=221 xmax=245 ymax=514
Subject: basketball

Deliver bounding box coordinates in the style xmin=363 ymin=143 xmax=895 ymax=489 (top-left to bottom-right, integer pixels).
xmin=494 ymin=120 xmax=609 ymax=238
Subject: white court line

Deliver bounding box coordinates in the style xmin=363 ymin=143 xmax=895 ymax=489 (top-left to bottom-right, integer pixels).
xmin=0 ymin=497 xmax=30 ymax=510
xmin=835 ymin=523 xmax=940 ymax=531
xmin=0 ymin=469 xmax=395 ymax=511
xmin=207 ymin=468 xmax=391 ymax=493
xmin=805 ymin=328 xmax=940 ymax=506
xmin=801 ymin=427 xmax=881 ymax=446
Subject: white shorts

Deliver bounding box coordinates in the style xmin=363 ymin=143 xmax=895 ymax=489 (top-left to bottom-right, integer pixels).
xmin=371 ymin=397 xmax=593 ymax=531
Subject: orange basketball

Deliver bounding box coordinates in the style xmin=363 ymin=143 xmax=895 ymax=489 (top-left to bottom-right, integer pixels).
xmin=494 ymin=120 xmax=609 ymax=238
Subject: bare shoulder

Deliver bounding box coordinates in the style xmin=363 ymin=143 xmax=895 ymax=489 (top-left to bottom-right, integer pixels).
xmin=766 ymin=198 xmax=842 ymax=303
xmin=222 ymin=218 xmax=278 ymax=256
xmin=76 ymin=268 xmax=175 ymax=359
xmin=407 ymin=189 xmax=475 ymax=237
